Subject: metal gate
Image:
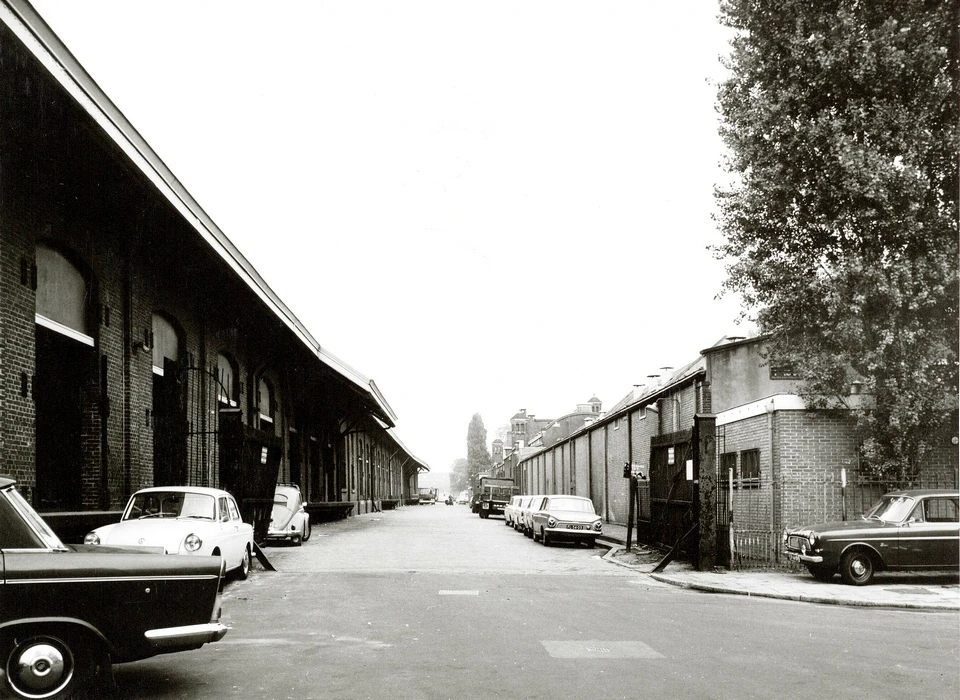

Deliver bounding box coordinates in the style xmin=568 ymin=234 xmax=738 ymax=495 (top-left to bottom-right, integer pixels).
xmin=648 ymin=429 xmax=695 ymax=552
xmin=182 ymin=364 xmax=227 ymax=488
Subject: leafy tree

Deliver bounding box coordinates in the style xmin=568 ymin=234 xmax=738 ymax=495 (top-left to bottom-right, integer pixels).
xmin=714 ymin=0 xmax=959 ymax=477
xmin=466 ymin=414 xmax=492 ymax=487
xmin=449 ymin=458 xmax=469 ymax=494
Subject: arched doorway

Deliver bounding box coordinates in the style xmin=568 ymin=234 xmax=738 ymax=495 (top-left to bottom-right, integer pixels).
xmin=152 ymin=313 xmax=187 ymax=486
xmin=34 ymin=244 xmax=94 ymax=511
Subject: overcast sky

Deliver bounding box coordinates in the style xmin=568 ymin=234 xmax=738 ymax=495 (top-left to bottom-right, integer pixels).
xmin=31 ymin=0 xmax=751 ymax=474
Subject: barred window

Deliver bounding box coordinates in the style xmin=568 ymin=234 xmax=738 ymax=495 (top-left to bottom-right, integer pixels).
xmin=740 ymin=449 xmax=760 ymax=488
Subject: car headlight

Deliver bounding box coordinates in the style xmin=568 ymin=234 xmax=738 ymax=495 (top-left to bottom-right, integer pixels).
xmin=184 ymin=533 xmax=202 ymax=552
xmin=547 ymin=517 xmax=557 ymax=528
xmin=808 ymin=533 xmax=819 ymax=549
xmin=84 ymin=532 xmax=100 ymax=545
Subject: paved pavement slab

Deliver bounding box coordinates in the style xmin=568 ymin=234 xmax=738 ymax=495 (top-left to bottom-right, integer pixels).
xmin=598 ymin=522 xmax=960 ymax=610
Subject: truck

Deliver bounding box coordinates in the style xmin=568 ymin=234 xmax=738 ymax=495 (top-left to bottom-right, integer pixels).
xmin=471 ymin=476 xmax=517 ymax=519
xmin=417 ymin=487 xmax=438 ymax=504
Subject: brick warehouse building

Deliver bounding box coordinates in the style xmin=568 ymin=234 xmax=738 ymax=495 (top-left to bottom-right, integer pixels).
xmin=515 ymin=335 xmax=957 ymax=568
xmin=0 ymin=0 xmax=427 ymax=535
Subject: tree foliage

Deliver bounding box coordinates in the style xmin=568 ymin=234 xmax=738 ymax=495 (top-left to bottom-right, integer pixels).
xmin=466 ymin=414 xmax=492 ymax=486
xmin=714 ymin=0 xmax=959 ymax=476
xmin=449 ymin=458 xmax=469 ymax=494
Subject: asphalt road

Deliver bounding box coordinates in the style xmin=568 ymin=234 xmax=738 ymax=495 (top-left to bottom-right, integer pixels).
xmin=114 ymin=504 xmax=960 ymax=700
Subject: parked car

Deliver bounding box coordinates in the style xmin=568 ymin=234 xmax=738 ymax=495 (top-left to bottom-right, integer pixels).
xmin=0 ymin=477 xmax=228 ymax=699
xmin=521 ymin=495 xmax=547 ymax=538
xmin=530 ymin=495 xmax=602 ymax=547
xmin=783 ymin=489 xmax=960 ymax=585
xmin=267 ymin=484 xmax=311 ymax=546
xmin=503 ymin=495 xmax=524 ymax=528
xmin=456 ymin=491 xmax=469 ymax=505
xmin=85 ymin=486 xmax=255 ymax=578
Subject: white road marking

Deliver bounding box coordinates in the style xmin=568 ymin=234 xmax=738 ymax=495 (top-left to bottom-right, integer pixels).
xmin=541 ymin=640 xmax=664 ymax=659
xmin=439 ymin=589 xmax=480 ymax=595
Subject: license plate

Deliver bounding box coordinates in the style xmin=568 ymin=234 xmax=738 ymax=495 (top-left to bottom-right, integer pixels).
xmin=787 ymin=552 xmax=800 ymax=562
xmin=482 ymin=503 xmax=489 ymax=509
xmin=566 ymin=524 xmax=583 ymax=530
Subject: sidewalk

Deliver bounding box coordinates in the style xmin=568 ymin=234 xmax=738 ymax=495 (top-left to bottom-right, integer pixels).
xmin=597 ymin=522 xmax=960 ymax=611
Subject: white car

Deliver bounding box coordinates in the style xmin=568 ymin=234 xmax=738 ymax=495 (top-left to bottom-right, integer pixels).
xmin=530 ymin=495 xmax=602 ymax=547
xmin=267 ymin=484 xmax=312 ymax=545
xmin=85 ymin=486 xmax=255 ymax=578
xmin=503 ymin=495 xmax=524 ymax=528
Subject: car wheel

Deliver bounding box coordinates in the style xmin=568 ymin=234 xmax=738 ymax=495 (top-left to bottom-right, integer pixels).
xmin=805 ymin=564 xmax=835 ymax=582
xmin=4 ymin=631 xmax=91 ymax=700
xmin=292 ymin=532 xmax=302 ymax=546
xmin=586 ymin=538 xmax=596 ymax=549
xmin=302 ymin=517 xmax=312 ymax=542
xmin=237 ymin=546 xmax=251 ymax=580
xmin=839 ymin=548 xmax=875 ymax=586
xmin=541 ymin=530 xmax=550 ymax=546
xmin=533 ymin=528 xmax=541 ymax=542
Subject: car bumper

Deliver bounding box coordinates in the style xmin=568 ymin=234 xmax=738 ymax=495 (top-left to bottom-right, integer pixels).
xmin=145 ymin=622 xmax=229 ymax=649
xmin=785 ymin=550 xmax=823 ymax=563
xmin=546 ymin=526 xmax=600 ymax=539
xmin=266 ymin=530 xmax=298 ymax=541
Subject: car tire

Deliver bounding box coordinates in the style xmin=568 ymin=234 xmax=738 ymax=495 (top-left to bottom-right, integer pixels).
xmin=533 ymin=528 xmax=541 ymax=542
xmin=292 ymin=532 xmax=302 ymax=547
xmin=3 ymin=630 xmax=92 ymax=700
xmin=586 ymin=538 xmax=596 ymax=549
xmin=806 ymin=564 xmax=835 ymax=582
xmin=541 ymin=530 xmax=550 ymax=546
xmin=839 ymin=548 xmax=875 ymax=586
xmin=237 ymin=546 xmax=251 ymax=580
xmin=302 ymin=517 xmax=312 ymax=542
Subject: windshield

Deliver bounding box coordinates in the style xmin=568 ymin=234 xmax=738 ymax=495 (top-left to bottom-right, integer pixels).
xmin=4 ymin=486 xmax=67 ymax=549
xmin=546 ymin=498 xmax=595 ymax=514
xmin=123 ymin=492 xmax=216 ymax=520
xmin=864 ymin=495 xmax=916 ymax=523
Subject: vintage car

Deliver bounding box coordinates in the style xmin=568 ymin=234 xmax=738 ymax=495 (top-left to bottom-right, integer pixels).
xmin=267 ymin=484 xmax=312 ymax=545
xmin=503 ymin=495 xmax=524 ymax=528
xmin=530 ymin=495 xmax=602 ymax=547
xmin=0 ymin=477 xmax=228 ymax=699
xmin=783 ymin=489 xmax=960 ymax=585
xmin=520 ymin=495 xmax=546 ymax=537
xmin=85 ymin=486 xmax=255 ymax=578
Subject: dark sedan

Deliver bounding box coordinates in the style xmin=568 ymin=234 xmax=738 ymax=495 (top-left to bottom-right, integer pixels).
xmin=0 ymin=477 xmax=228 ymax=699
xmin=784 ymin=489 xmax=960 ymax=585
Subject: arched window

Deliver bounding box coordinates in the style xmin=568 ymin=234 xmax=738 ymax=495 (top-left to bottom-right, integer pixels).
xmin=257 ymin=376 xmax=275 ymax=433
xmin=152 ymin=314 xmax=180 ymax=376
xmin=35 ymin=244 xmax=92 ymax=345
xmin=216 ymin=353 xmax=239 ymax=407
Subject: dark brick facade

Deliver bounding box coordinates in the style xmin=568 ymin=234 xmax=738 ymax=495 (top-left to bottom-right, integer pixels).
xmin=0 ymin=18 xmax=422 ymax=520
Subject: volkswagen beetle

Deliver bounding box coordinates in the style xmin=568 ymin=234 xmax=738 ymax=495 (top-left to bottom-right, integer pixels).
xmin=266 ymin=484 xmax=311 ymax=545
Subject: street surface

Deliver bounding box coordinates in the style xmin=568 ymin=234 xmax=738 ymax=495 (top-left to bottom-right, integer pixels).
xmin=114 ymin=504 xmax=959 ymax=700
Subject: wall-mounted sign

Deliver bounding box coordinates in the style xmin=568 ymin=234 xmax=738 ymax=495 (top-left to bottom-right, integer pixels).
xmin=667 ymin=447 xmax=675 ymax=465
xmin=685 ymin=459 xmax=694 ymax=481
xmin=260 ymin=446 xmax=269 ymax=465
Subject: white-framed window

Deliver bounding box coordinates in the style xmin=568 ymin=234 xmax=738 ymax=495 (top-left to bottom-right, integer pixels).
xmin=258 ymin=376 xmax=275 ymax=433
xmin=217 ymin=353 xmax=239 ymax=407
